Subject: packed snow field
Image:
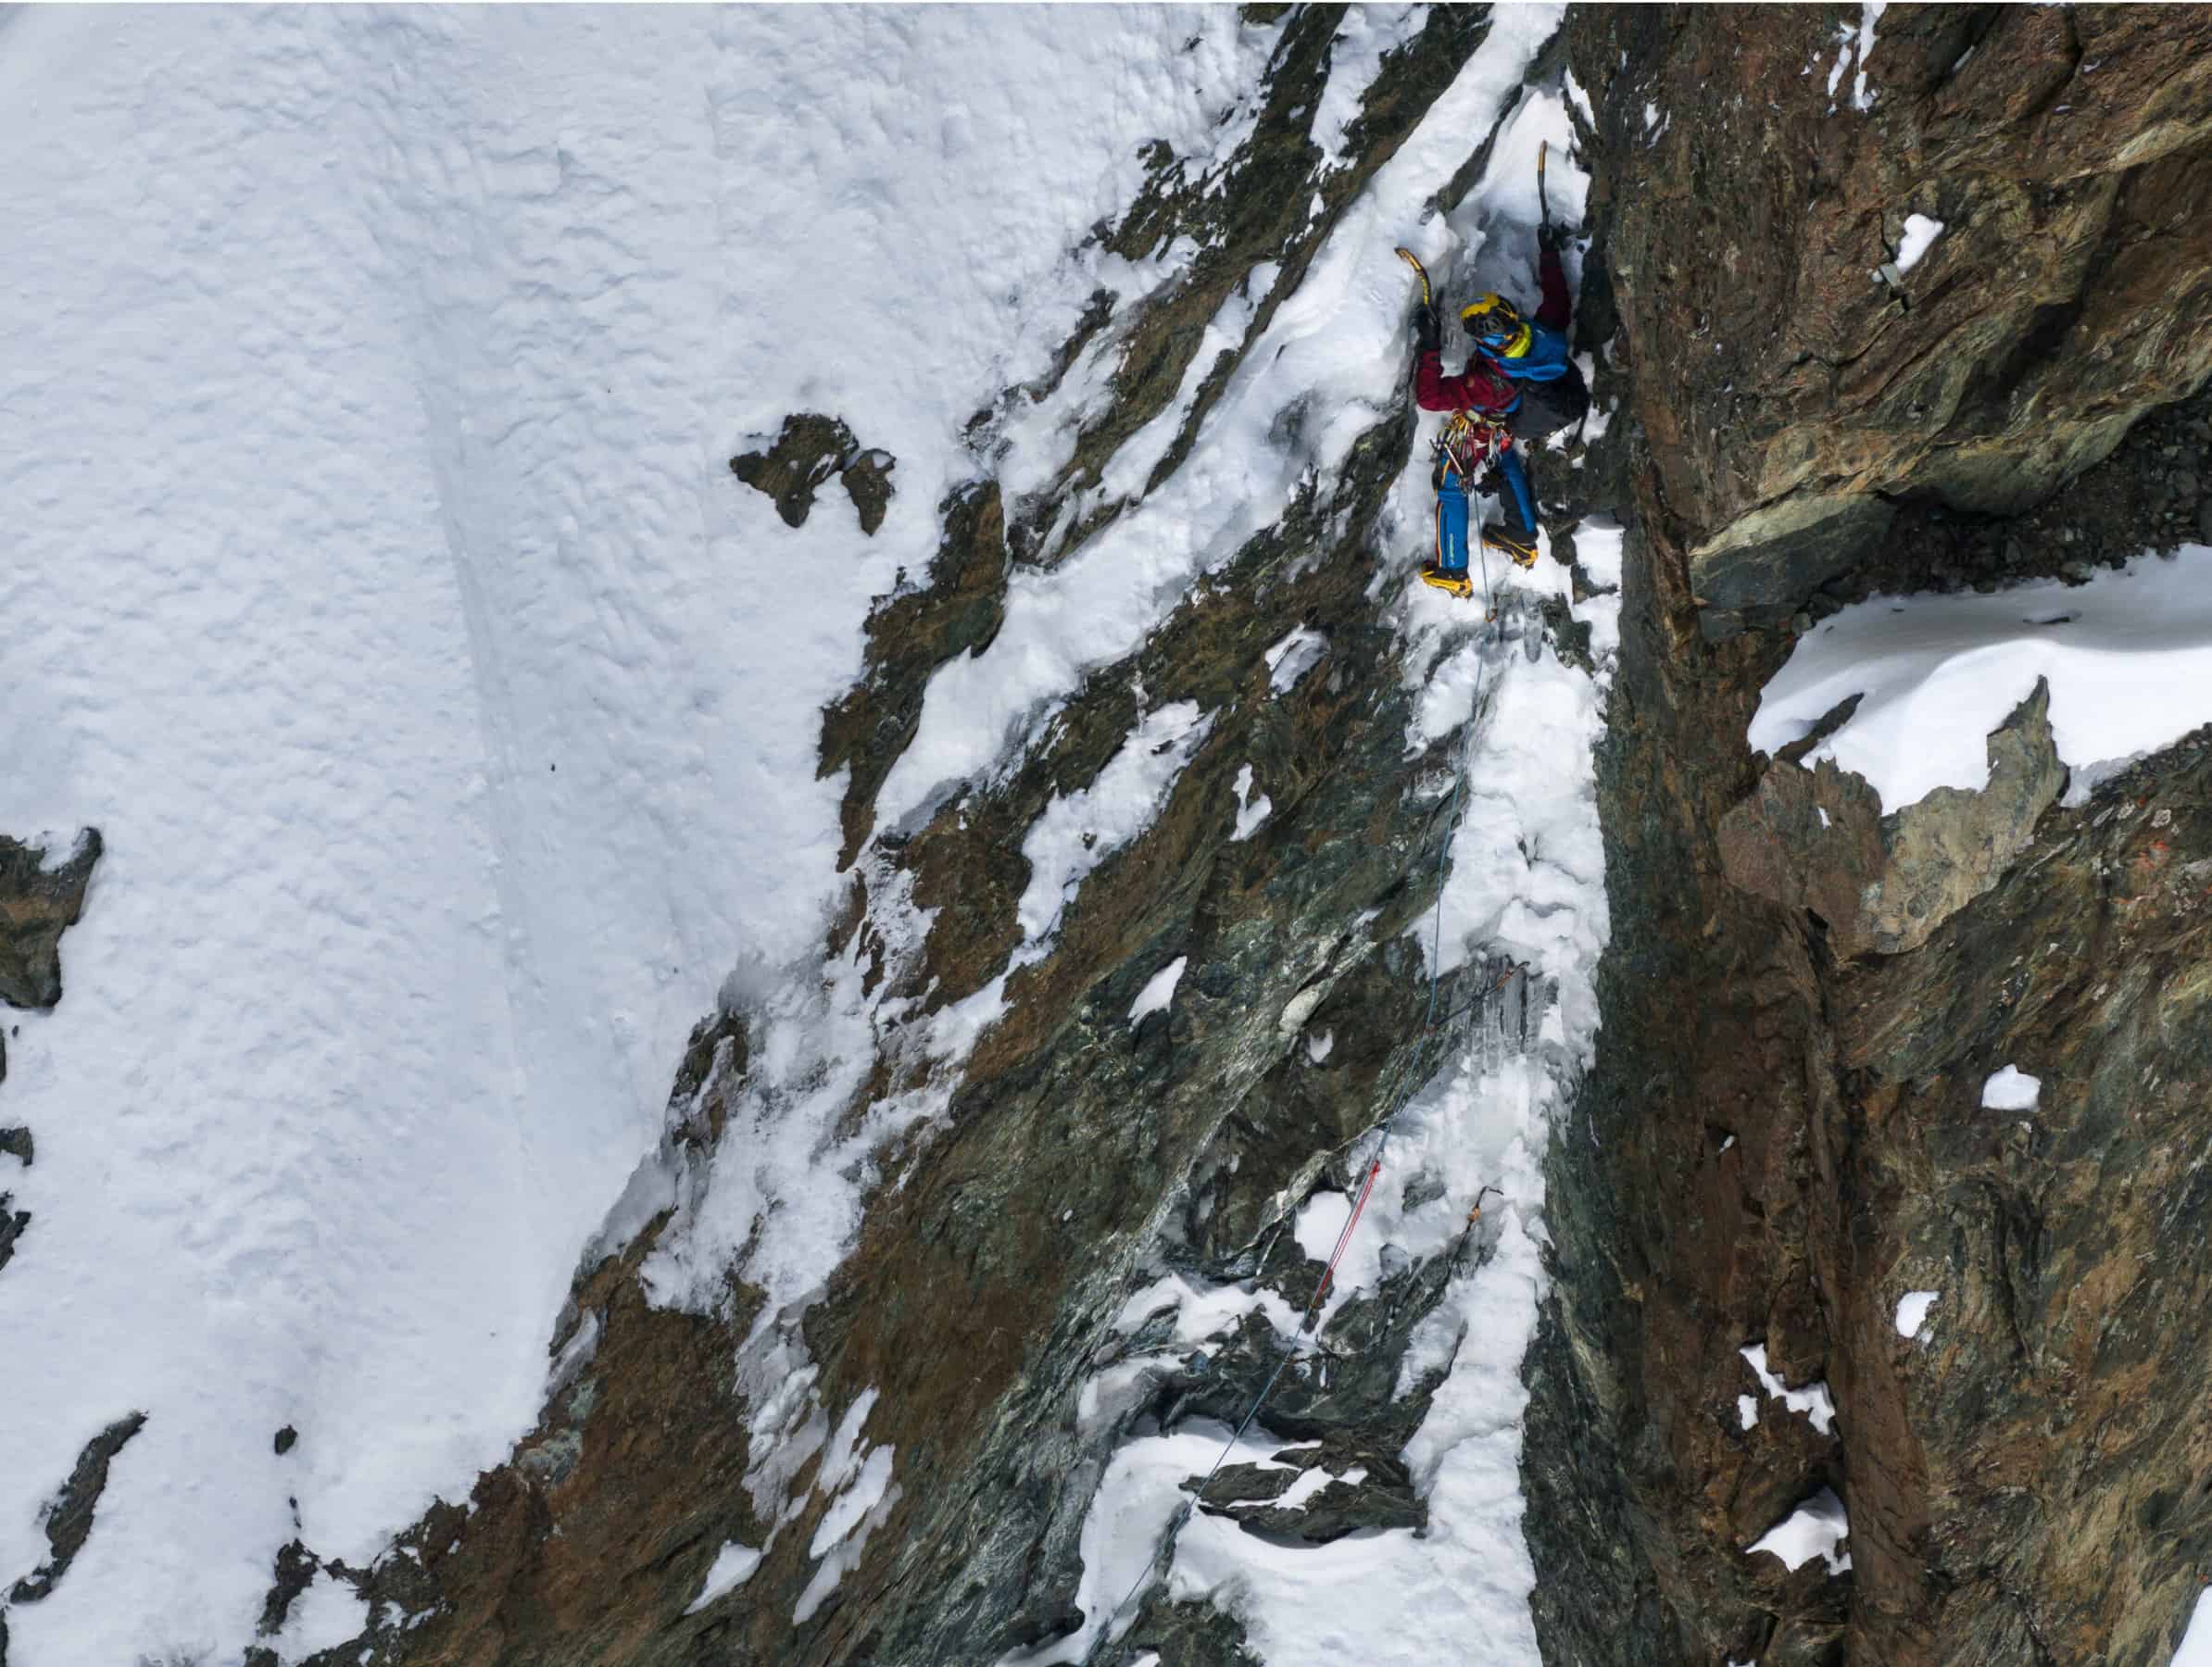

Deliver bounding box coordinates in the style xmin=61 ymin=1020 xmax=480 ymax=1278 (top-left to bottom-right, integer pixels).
xmin=0 ymin=6 xmax=1288 ymax=1660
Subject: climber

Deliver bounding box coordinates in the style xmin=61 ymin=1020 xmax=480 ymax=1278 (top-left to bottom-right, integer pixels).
xmin=1412 ymin=226 xmax=1587 ymax=569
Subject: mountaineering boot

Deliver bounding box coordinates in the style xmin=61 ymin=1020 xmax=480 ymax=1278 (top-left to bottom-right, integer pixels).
xmin=1419 ymin=561 xmax=1475 ymax=599
xmin=1481 ymin=518 xmax=1539 ymax=569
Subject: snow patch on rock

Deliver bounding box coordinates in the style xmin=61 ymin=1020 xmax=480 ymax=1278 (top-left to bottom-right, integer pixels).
xmin=1741 ymin=1343 xmax=1839 ymax=1435
xmin=1748 ymin=1486 xmax=1852 ymax=1574
xmin=1895 ymin=1290 xmax=1940 ymax=1339
xmin=1128 ymin=958 xmax=1188 ymax=1027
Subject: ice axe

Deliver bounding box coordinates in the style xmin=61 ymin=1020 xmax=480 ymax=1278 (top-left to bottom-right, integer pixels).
xmin=1395 ymin=244 xmax=1432 ymax=310
xmin=1538 ymin=139 xmax=1551 ymax=237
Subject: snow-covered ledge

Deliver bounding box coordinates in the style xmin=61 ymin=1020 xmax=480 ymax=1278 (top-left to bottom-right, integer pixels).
xmin=1719 ymin=550 xmax=2212 ymax=956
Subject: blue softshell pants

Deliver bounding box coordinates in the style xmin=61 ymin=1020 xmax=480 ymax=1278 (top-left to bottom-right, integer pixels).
xmin=1436 ymin=452 xmax=1537 ymax=572
xmin=1434 ymin=462 xmax=1472 ymax=573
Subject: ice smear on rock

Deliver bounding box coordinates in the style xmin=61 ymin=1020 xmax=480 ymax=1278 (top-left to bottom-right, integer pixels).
xmin=1741 ymin=1344 xmax=1839 ymax=1436
xmin=1015 ymin=703 xmax=1213 ymax=958
xmin=1231 ymin=762 xmax=1275 ymax=841
xmin=1128 ymin=958 xmax=1188 ymax=1027
xmin=1266 ymin=627 xmax=1330 ymax=694
xmin=684 ymin=1541 xmax=763 ymax=1615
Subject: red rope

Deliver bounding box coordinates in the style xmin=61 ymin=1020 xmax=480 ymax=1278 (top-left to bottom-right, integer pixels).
xmin=1307 ymin=1156 xmax=1383 ymax=1316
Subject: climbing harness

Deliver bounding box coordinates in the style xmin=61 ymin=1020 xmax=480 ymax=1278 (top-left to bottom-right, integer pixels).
xmin=1098 ymin=598 xmax=1514 ymax=1644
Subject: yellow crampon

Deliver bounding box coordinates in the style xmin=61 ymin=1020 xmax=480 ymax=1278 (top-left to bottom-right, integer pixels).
xmin=1418 ymin=561 xmax=1475 ymax=599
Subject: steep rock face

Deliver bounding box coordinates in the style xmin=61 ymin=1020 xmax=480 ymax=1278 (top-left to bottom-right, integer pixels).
xmin=1569 ymin=4 xmax=2212 ymax=621
xmin=1526 ymin=7 xmax=2212 ymax=1664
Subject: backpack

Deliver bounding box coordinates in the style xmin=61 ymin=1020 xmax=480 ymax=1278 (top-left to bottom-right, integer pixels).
xmin=1509 ymin=357 xmax=1590 ymax=444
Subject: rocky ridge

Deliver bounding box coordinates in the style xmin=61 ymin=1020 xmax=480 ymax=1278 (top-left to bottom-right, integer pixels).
xmin=1521 ymin=7 xmax=2212 ymax=1666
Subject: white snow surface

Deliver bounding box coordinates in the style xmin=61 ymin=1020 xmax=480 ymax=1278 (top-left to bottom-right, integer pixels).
xmin=1748 ymin=550 xmax=2212 ymax=812
xmin=0 ymin=6 xmax=1301 ymax=1660
xmin=270 ymin=1570 xmax=371 ymax=1662
xmin=1896 ymin=1290 xmax=1941 ymax=1339
xmin=1129 ymin=957 xmax=1189 ymax=1028
xmin=684 ymin=1540 xmax=765 ymax=1616
xmin=1741 ymin=1344 xmax=1840 ymax=1436
xmin=1265 ymin=627 xmax=1331 ymax=694
xmin=1748 ymin=1487 xmax=1853 ymax=1575
xmin=1896 ymin=212 xmax=1945 ymax=271
xmin=2174 ymin=1586 xmax=2212 ymax=1667
xmin=1982 ymin=1064 xmax=2042 ymax=1111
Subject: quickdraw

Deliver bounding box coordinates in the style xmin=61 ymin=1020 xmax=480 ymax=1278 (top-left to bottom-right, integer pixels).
xmin=1436 ymin=409 xmax=1509 ymax=482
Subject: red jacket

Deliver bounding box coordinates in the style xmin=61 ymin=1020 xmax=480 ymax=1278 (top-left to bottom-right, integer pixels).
xmin=1414 ymin=247 xmax=1571 ymax=414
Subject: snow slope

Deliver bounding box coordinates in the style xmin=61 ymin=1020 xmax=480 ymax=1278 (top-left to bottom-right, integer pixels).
xmin=0 ymin=6 xmax=1280 ymax=1660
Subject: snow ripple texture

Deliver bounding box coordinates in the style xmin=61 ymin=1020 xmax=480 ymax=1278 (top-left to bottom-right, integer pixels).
xmin=0 ymin=7 xmax=1271 ymax=1661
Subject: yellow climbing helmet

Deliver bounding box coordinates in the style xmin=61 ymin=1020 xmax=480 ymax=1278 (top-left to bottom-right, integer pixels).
xmin=1461 ymin=293 xmax=1531 ymax=357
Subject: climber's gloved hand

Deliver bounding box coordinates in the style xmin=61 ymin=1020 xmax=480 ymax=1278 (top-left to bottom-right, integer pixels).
xmin=1414 ymin=305 xmax=1440 ymax=354
xmin=1537 ymin=221 xmax=1564 ymax=253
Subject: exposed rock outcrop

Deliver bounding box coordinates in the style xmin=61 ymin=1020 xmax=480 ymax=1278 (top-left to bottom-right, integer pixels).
xmin=1571 ymin=5 xmax=2212 ymax=624
xmin=1718 ymin=679 xmax=2067 ymax=958
xmin=7 ymin=1411 xmax=148 ymax=1607
xmin=0 ymin=831 xmax=102 ymax=1012
xmin=730 ymin=413 xmax=899 ymax=534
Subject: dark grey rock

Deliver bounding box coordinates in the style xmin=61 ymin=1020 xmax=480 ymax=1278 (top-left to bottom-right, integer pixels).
xmin=9 ymin=1411 xmax=147 ymax=1604
xmin=0 ymin=831 xmax=102 ymax=1011
xmin=1700 ymin=608 xmax=1745 ymax=645
xmin=1688 ymin=492 xmax=1897 ymax=614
